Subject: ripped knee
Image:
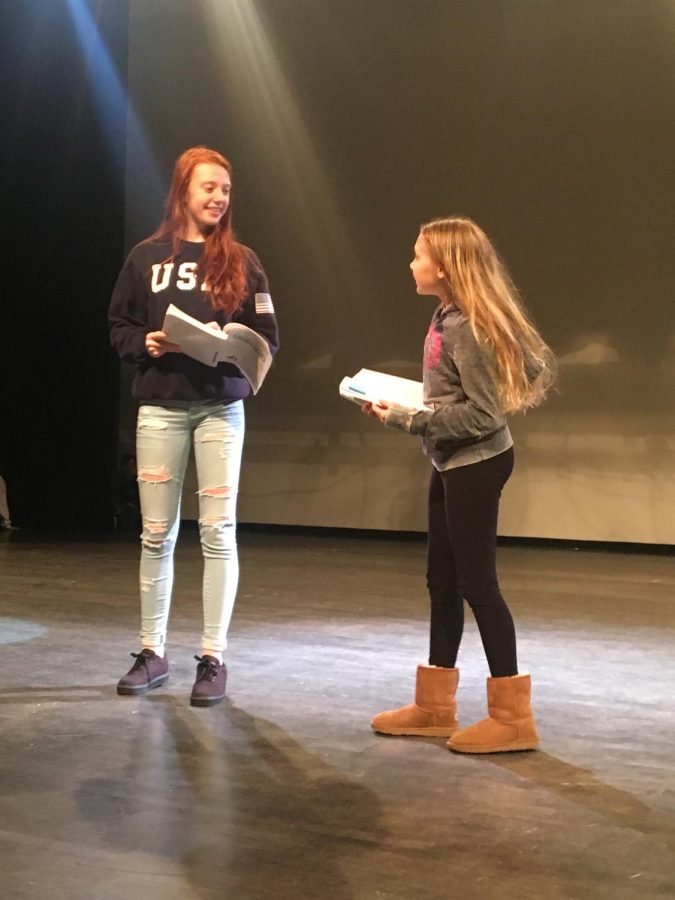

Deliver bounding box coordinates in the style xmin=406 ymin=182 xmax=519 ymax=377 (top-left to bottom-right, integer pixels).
xmin=199 ymin=515 xmax=235 ymax=529
xmin=198 ymin=485 xmax=237 ymax=532
xmin=138 ymin=465 xmax=172 ymax=484
xmin=198 ymin=484 xmax=233 ymax=498
xmin=141 ymin=518 xmax=171 ymax=548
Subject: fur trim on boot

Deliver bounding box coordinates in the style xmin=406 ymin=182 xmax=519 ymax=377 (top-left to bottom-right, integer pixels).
xmin=447 ymin=673 xmax=539 ymax=754
xmin=371 ymin=665 xmax=459 ymax=737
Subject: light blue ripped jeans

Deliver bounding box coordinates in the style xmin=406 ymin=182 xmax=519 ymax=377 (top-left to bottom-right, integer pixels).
xmin=136 ymin=400 xmax=245 ymax=654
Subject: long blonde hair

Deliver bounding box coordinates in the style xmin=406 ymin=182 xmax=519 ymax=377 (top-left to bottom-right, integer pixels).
xmin=420 ymin=216 xmax=556 ymax=412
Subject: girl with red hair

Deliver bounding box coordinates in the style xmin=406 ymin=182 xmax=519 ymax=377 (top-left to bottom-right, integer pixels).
xmin=109 ymin=147 xmax=279 ymax=706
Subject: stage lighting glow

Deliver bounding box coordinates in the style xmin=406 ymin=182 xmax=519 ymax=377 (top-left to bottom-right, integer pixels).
xmin=202 ymin=0 xmax=365 ymax=290
xmin=65 ymin=0 xmax=162 ymax=198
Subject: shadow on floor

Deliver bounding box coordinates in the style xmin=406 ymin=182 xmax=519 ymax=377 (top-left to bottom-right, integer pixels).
xmin=74 ymin=697 xmax=388 ymax=899
xmin=486 ymin=750 xmax=675 ymax=852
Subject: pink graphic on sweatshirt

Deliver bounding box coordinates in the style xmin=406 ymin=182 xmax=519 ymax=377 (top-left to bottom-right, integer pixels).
xmin=425 ymin=325 xmax=443 ymax=370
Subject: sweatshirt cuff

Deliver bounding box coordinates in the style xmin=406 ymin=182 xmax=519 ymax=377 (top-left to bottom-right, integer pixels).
xmin=384 ymin=408 xmax=428 ymax=434
xmin=134 ymin=331 xmax=149 ymax=361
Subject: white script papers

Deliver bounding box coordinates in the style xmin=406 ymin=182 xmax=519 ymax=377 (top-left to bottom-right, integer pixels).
xmin=339 ymin=368 xmax=430 ymax=412
xmin=162 ymin=304 xmax=272 ymax=394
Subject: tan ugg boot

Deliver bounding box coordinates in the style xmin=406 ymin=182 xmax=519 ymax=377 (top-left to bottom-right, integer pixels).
xmin=371 ymin=665 xmax=459 ymax=737
xmin=447 ymin=673 xmax=539 ymax=753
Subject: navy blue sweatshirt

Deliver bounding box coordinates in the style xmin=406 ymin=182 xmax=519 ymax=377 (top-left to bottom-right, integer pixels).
xmin=109 ymin=239 xmax=279 ymax=403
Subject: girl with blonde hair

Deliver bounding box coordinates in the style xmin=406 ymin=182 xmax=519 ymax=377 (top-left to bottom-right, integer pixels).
xmin=364 ymin=216 xmax=554 ymax=753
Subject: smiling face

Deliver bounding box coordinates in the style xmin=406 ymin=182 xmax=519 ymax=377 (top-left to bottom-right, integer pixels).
xmin=409 ymin=233 xmax=447 ymax=299
xmin=183 ymin=163 xmax=231 ymax=239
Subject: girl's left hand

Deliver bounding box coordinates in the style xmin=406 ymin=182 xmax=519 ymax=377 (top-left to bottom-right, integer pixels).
xmin=361 ymin=401 xmax=389 ymax=423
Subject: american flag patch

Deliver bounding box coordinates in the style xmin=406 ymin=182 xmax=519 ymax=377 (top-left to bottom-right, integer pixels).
xmin=255 ymin=292 xmax=275 ymax=315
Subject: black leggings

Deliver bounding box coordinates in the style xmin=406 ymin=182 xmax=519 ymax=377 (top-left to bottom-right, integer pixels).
xmin=426 ymin=447 xmax=517 ymax=677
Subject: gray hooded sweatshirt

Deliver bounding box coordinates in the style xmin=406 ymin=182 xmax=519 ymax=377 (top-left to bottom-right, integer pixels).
xmin=384 ymin=303 xmax=538 ymax=471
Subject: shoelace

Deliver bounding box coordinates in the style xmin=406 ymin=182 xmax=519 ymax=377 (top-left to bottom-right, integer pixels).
xmin=194 ymin=655 xmax=220 ymax=682
xmin=129 ymin=650 xmax=154 ymax=671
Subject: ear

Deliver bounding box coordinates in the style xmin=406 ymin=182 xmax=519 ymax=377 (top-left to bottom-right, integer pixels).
xmin=437 ymin=269 xmax=446 ymax=280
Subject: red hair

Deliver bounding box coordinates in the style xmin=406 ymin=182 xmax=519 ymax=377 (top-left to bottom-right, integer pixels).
xmin=147 ymin=146 xmax=247 ymax=313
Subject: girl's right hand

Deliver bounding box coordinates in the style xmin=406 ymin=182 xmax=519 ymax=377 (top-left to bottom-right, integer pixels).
xmin=145 ymin=331 xmax=181 ymax=357
xmin=361 ymin=401 xmax=389 ymax=423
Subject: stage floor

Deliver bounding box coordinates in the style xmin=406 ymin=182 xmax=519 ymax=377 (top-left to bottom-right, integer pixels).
xmin=1 ymin=528 xmax=674 ymax=899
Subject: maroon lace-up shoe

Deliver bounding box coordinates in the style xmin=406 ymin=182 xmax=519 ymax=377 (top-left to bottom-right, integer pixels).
xmin=190 ymin=655 xmax=227 ymax=707
xmin=117 ymin=649 xmax=169 ymax=695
